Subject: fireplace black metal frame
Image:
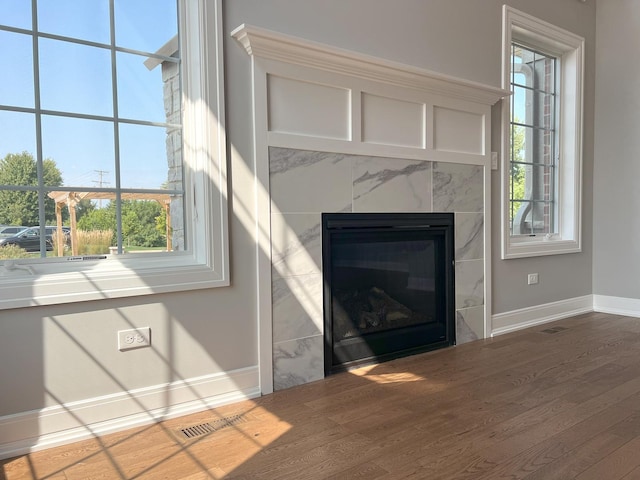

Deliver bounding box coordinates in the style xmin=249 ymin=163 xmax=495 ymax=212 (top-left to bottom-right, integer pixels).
xmin=322 ymin=212 xmax=456 ymax=375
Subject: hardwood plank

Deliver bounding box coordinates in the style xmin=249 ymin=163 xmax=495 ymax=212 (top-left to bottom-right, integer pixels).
xmin=520 ymin=412 xmax=640 ymax=480
xmin=574 ymin=436 xmax=640 ymax=480
xmin=621 ymin=466 xmax=640 ymax=480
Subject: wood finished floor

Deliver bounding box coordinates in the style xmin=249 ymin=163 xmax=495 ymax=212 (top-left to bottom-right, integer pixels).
xmin=4 ymin=312 xmax=640 ymax=479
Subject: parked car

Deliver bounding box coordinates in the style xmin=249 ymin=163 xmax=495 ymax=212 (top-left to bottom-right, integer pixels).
xmin=0 ymin=225 xmax=29 ymax=238
xmin=0 ymin=226 xmax=71 ymax=252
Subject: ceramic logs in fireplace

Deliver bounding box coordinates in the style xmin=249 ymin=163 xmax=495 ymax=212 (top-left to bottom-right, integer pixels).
xmin=322 ymin=213 xmax=455 ymax=375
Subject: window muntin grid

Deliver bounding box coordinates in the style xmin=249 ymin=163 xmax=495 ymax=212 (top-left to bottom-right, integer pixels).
xmin=509 ymin=43 xmax=558 ymax=237
xmin=0 ymin=0 xmax=183 ymax=257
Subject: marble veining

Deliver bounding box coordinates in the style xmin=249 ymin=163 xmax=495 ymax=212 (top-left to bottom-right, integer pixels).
xmin=269 ymin=147 xmax=353 ymax=213
xmin=455 ymin=259 xmax=484 ymax=309
xmin=273 ymin=335 xmax=324 ymax=390
xmin=432 ymin=162 xmax=483 ymax=213
xmin=272 ymin=273 xmax=323 ymax=343
xmin=271 ymin=213 xmax=322 ymax=278
xmin=353 ymin=157 xmax=431 ymax=212
xmin=455 ymin=213 xmax=484 ymax=261
xmin=456 ymin=305 xmax=484 ymax=343
xmin=269 ymin=147 xmax=349 ymax=175
xmin=456 ymin=311 xmax=479 ymax=344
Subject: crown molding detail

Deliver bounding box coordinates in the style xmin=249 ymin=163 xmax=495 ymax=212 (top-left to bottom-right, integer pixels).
xmin=231 ymin=24 xmax=509 ymax=106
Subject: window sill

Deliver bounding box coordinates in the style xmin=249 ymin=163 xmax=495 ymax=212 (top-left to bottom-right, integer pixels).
xmin=502 ymin=236 xmax=581 ymax=259
xmin=0 ymin=253 xmax=229 ymax=310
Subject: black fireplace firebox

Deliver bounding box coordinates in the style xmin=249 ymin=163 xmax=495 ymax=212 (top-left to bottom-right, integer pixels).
xmin=322 ymin=212 xmax=455 ymax=375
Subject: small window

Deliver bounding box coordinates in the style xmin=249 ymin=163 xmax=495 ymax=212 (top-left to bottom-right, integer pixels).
xmin=501 ymin=6 xmax=584 ymax=259
xmin=509 ymin=43 xmax=557 ymax=237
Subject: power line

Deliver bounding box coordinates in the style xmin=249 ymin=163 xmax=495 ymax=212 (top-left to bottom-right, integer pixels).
xmin=92 ymin=170 xmax=110 ymax=207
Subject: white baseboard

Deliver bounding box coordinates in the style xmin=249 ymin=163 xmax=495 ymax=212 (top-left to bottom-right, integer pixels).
xmin=0 ymin=366 xmax=260 ymax=460
xmin=491 ymin=295 xmax=593 ymax=336
xmin=593 ymin=295 xmax=640 ymax=318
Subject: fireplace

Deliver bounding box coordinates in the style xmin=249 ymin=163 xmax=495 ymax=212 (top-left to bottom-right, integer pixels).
xmin=322 ymin=212 xmax=455 ymax=374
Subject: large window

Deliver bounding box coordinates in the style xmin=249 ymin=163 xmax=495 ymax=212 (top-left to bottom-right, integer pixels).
xmin=501 ymin=6 xmax=583 ymax=259
xmin=0 ymin=0 xmax=229 ymax=308
xmin=1 ymin=0 xmax=185 ymax=256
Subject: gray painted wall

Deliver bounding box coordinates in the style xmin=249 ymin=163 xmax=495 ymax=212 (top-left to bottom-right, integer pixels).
xmin=593 ymin=0 xmax=639 ymax=299
xmin=0 ymin=0 xmax=596 ymax=439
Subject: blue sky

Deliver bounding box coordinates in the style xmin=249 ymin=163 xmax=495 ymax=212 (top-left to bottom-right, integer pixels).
xmin=0 ymin=0 xmax=178 ymax=190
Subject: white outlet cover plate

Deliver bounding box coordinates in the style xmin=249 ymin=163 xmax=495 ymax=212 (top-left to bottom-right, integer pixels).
xmin=118 ymin=327 xmax=151 ymax=351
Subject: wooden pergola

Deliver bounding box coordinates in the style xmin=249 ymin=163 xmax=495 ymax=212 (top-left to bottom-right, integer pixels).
xmin=47 ymin=191 xmax=172 ymax=256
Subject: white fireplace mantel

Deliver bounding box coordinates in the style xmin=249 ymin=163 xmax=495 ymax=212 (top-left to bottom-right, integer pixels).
xmin=231 ymin=24 xmax=509 ymax=106
xmin=232 ymin=23 xmax=505 ymax=394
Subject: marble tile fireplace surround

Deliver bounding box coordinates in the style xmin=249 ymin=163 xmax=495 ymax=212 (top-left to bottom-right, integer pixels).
xmin=270 ymin=147 xmax=484 ymax=390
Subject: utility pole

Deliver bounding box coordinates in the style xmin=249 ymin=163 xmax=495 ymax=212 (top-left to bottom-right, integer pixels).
xmin=93 ymin=170 xmax=110 ymax=208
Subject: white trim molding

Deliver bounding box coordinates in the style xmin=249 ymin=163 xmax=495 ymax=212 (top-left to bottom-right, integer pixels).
xmin=492 ymin=295 xmax=593 ymax=336
xmin=501 ymin=6 xmax=584 ymax=259
xmin=0 ymin=367 xmax=260 ymax=460
xmin=231 ymin=24 xmax=509 ymax=106
xmin=593 ymin=295 xmax=640 ymax=318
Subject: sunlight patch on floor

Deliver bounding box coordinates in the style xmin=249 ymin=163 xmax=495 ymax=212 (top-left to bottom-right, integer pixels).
xmin=349 ymin=364 xmax=443 ymax=387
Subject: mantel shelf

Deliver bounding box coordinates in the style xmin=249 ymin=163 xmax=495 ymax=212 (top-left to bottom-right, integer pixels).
xmin=231 ymin=23 xmax=510 ymax=106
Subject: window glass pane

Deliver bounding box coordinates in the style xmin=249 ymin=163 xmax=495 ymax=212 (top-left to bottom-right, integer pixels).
xmin=513 ymin=45 xmax=535 ymax=67
xmin=511 ymin=85 xmax=527 ymax=125
xmin=0 ymin=30 xmax=34 ymax=108
xmin=0 ymin=0 xmax=32 ymax=30
xmin=167 ymin=192 xmax=183 ymax=251
xmin=120 ymin=198 xmax=170 ymax=251
xmin=0 ymin=189 xmax=39 ymax=227
xmin=37 ymin=0 xmax=110 ymax=44
xmin=41 ymin=115 xmax=115 ymax=188
xmin=118 ymin=123 xmax=173 ymax=189
xmin=39 ymin=38 xmax=113 ymax=116
xmin=510 ymin=123 xmax=527 ymax=165
xmin=520 ymin=124 xmax=554 ymax=166
xmin=544 ymin=58 xmax=556 ymax=94
xmin=73 ymin=198 xmax=116 ymax=254
xmin=522 ymin=201 xmax=553 ymax=236
xmin=0 ymin=111 xmax=36 ymax=169
xmin=114 ymin=0 xmax=178 ymax=53
xmin=0 ymin=216 xmax=69 ymax=257
xmin=510 ymin=163 xmax=555 ymax=236
xmin=512 ymin=72 xmax=526 ymax=88
xmin=116 ymin=51 xmax=169 ymax=123
xmin=531 ymin=89 xmax=555 ymax=126
xmin=0 ymin=156 xmax=40 ymax=197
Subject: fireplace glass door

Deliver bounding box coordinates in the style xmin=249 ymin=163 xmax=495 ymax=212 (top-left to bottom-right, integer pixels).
xmin=323 ymin=213 xmax=455 ymax=374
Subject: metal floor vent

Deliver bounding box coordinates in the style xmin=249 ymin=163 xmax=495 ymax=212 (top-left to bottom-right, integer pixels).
xmin=177 ymin=414 xmax=246 ymax=440
xmin=540 ymin=326 xmax=568 ymax=334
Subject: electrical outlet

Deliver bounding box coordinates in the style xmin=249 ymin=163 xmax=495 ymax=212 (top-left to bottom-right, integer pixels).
xmin=118 ymin=327 xmax=151 ymax=351
xmin=527 ymin=273 xmax=539 ymax=285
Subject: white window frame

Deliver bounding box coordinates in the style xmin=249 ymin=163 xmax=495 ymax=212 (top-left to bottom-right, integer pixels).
xmin=501 ymin=5 xmax=584 ymax=259
xmin=0 ymin=0 xmax=229 ymax=310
